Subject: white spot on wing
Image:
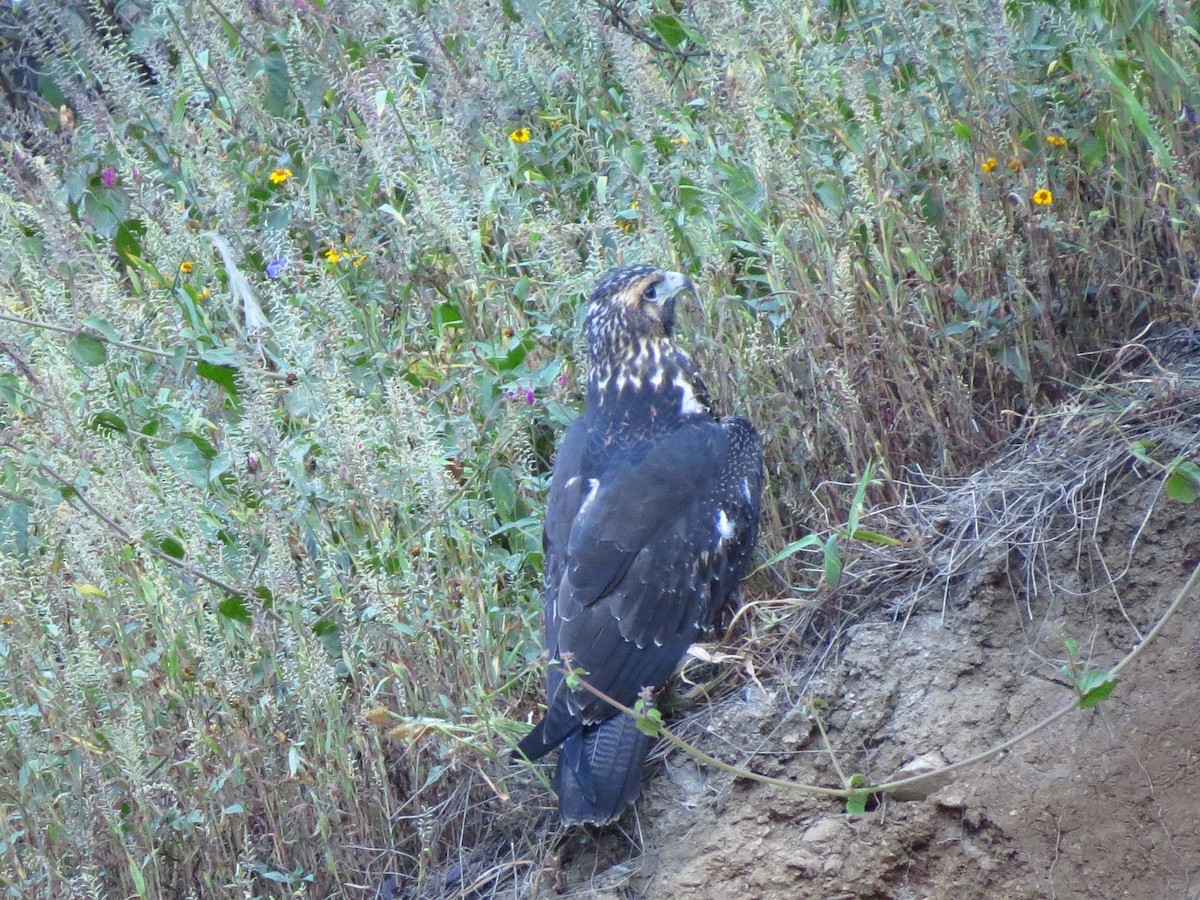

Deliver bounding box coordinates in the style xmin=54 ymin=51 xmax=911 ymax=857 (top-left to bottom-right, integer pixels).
xmin=578 ymin=479 xmax=600 ymax=517
xmin=742 ymin=477 xmax=752 ymax=502
xmin=716 ymin=509 xmax=734 ymax=544
xmin=675 ymin=374 xmax=706 ymax=416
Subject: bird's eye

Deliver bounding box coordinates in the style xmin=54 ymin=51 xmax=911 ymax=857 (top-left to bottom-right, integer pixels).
xmin=642 ymin=283 xmax=659 ymax=301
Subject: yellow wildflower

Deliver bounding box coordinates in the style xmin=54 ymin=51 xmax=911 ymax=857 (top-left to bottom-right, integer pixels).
xmin=270 ymin=168 xmax=293 ymax=185
xmin=981 ymin=157 xmax=997 ymax=173
xmin=1033 ymin=189 xmax=1053 ymax=206
xmin=1009 ymin=159 xmax=1022 ymax=171
xmin=509 ymin=128 xmax=531 ymax=144
xmin=179 ymin=260 xmax=194 ymax=274
xmin=352 ymin=253 xmax=368 ymax=267
xmin=197 ymin=289 xmax=212 ymax=300
xmin=1046 ymin=135 xmax=1068 ymax=148
xmin=323 ymin=248 xmax=341 ymax=264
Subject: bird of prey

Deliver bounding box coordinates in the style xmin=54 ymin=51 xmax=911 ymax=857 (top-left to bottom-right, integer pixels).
xmin=517 ymin=264 xmax=763 ymax=825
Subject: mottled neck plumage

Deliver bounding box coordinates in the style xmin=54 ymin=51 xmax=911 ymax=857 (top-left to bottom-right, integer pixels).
xmin=586 ymin=334 xmax=712 ymax=435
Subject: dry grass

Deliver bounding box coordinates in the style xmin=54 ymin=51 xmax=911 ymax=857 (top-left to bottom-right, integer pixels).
xmin=759 ymin=328 xmax=1200 ymax=677
xmin=0 ymin=0 xmax=1198 ymax=896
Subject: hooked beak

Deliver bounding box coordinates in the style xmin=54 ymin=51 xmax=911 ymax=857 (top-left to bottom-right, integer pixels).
xmin=658 ymin=271 xmax=696 ymax=302
xmin=653 ymin=271 xmax=696 ymax=336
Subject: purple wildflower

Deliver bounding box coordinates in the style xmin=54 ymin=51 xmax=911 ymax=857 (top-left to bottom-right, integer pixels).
xmin=507 ymin=384 xmax=537 ymax=405
xmin=100 ymin=167 xmax=117 ymax=187
xmin=266 ymin=258 xmax=287 ymax=279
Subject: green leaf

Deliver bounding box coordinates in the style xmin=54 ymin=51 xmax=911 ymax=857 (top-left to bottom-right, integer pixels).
xmin=208 ymin=452 xmax=233 ymax=482
xmin=899 ymin=246 xmax=932 ymax=281
xmin=1128 ymin=440 xmax=1154 ymax=466
xmin=83 ymin=315 xmax=121 ymax=344
xmin=845 ymin=774 xmax=870 ymax=816
xmin=196 ymin=362 xmax=242 ymax=409
xmin=845 ymin=460 xmax=875 ymax=535
xmin=1079 ymin=136 xmax=1105 ymax=170
xmin=68 ymin=333 xmax=107 ymax=367
xmin=513 ymin=276 xmax=531 ymax=302
xmin=159 ymin=537 xmax=185 ymax=559
xmin=823 ymin=534 xmax=842 ymax=588
xmin=163 ymin=439 xmax=212 ymax=488
xmin=996 ymin=346 xmax=1030 ymax=383
xmin=261 ymin=50 xmax=293 ymax=117
xmin=127 ymin=856 xmax=147 ymax=896
xmin=218 ymin=596 xmax=252 ymax=625
xmin=432 ymin=302 xmax=463 ymax=333
xmin=493 ymin=339 xmax=531 ymax=372
xmin=489 ymin=467 xmax=520 ymax=523
xmin=649 ymin=13 xmax=704 ymax=48
xmin=845 ymin=790 xmax=869 ymax=816
xmin=759 ymin=534 xmax=823 ymax=568
xmin=200 ymin=347 xmax=243 ymax=367
xmin=1177 ymin=461 xmax=1200 ymax=483
xmin=0 ymin=502 xmax=30 ymax=558
xmin=847 ymin=528 xmax=902 ymax=547
xmin=562 ymin=662 xmax=585 ymax=690
xmin=635 ymin=706 xmax=663 ymax=737
xmin=89 ymin=411 xmax=128 ymax=434
xmin=1087 ymin=53 xmax=1174 ymax=172
xmin=312 ymin=619 xmax=342 ymax=657
xmin=1076 ymin=670 xmax=1117 ymax=708
xmin=1166 ymin=472 xmax=1197 ymax=503
xmin=114 ymin=218 xmax=147 ymax=265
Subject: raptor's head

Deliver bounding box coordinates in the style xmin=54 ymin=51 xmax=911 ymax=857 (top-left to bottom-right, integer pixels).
xmin=584 ymin=264 xmax=696 ymax=357
xmin=581 ymin=264 xmax=711 ymax=423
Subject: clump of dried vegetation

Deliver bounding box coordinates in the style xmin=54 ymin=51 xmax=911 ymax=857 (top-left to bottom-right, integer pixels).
xmin=0 ymin=0 xmax=1197 ymax=896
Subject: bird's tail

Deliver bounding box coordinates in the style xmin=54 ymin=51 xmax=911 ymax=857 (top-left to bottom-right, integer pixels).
xmin=554 ymin=712 xmax=650 ymax=825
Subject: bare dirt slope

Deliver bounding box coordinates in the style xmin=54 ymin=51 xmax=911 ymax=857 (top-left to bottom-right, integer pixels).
xmin=534 ymin=384 xmax=1200 ymax=899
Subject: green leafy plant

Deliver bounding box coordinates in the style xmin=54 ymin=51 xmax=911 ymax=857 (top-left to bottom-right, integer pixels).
xmin=1129 ymin=440 xmax=1200 ymax=503
xmin=761 ymin=461 xmax=900 ymax=587
xmin=1061 ymin=637 xmax=1118 ymax=709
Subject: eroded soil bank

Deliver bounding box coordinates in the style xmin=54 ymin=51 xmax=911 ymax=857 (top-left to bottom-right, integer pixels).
xmin=544 ymin=462 xmax=1200 ymax=899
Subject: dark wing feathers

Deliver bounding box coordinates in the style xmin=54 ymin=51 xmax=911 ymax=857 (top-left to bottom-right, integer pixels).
xmin=703 ymin=416 xmax=763 ymax=626
xmin=520 ymin=416 xmax=761 ymax=766
xmin=562 ymin=425 xmax=727 ymax=606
